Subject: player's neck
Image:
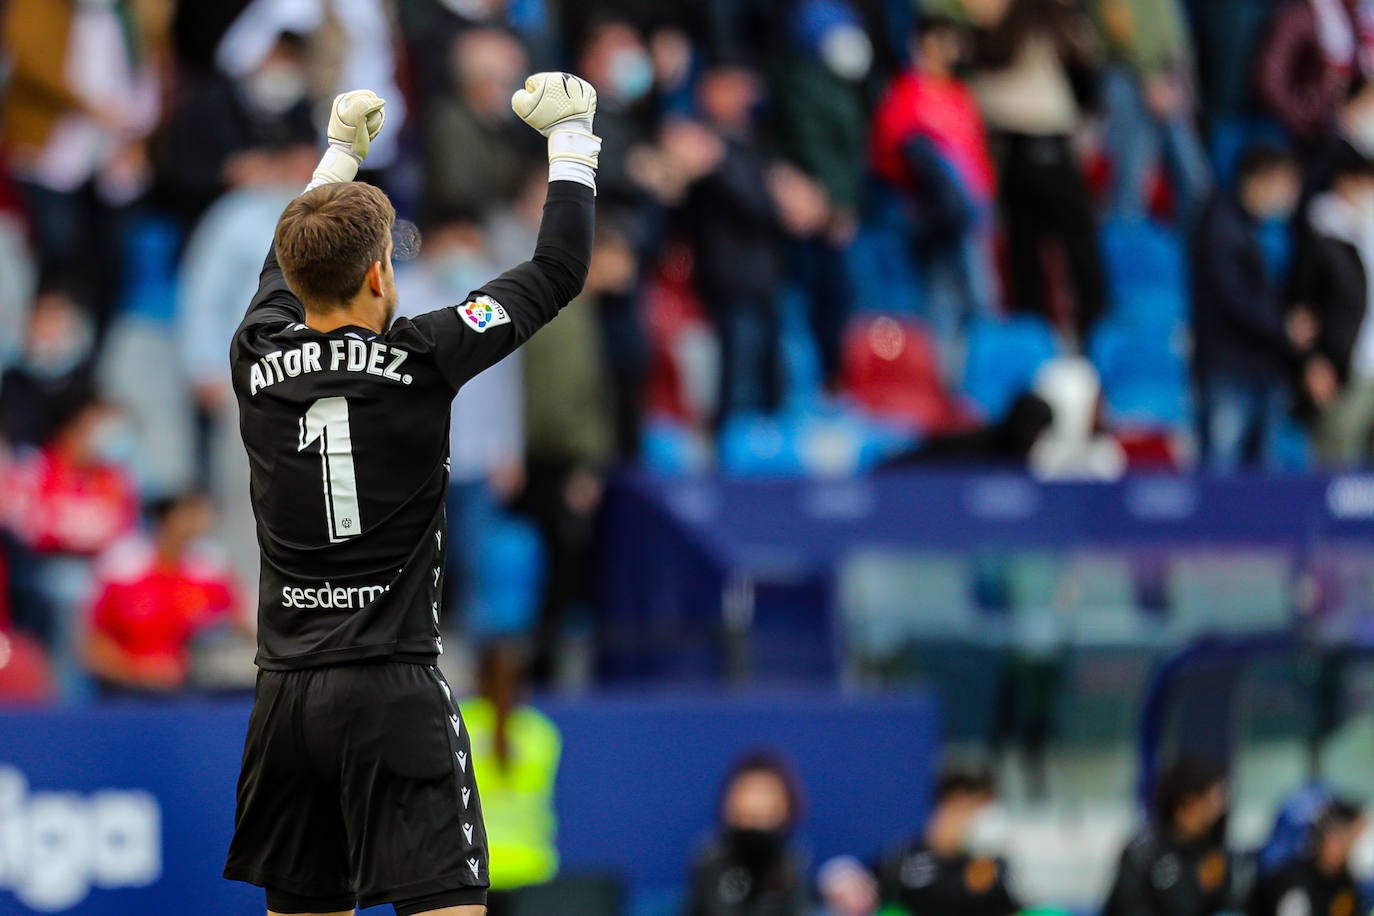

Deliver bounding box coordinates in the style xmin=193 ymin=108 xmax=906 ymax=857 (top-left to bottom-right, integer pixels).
xmin=304 ymin=297 xmax=386 ymax=335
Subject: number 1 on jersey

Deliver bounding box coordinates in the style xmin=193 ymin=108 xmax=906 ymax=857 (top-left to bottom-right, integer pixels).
xmin=298 ymin=397 xmax=361 ymax=541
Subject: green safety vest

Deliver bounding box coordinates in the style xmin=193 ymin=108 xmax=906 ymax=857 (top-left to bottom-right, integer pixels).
xmin=459 ymin=698 xmax=563 ymax=890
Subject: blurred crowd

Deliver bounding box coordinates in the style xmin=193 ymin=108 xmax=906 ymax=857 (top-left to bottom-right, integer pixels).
xmin=6 ymin=0 xmax=1374 ymax=697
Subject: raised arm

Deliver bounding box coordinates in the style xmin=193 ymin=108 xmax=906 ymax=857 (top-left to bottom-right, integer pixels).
xmin=406 ymin=73 xmax=602 ymax=391
xmin=239 ymin=91 xmax=388 ymax=329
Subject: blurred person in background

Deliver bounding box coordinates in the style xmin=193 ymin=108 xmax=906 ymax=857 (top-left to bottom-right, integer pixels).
xmin=772 ymin=0 xmax=870 ymax=391
xmin=685 ymin=751 xmax=810 ymax=916
xmin=876 ymin=764 xmax=1021 ymax=916
xmin=1094 ymin=0 xmax=1211 ymax=224
xmin=0 ymin=282 xmax=97 ymax=449
xmin=1257 ymin=0 xmax=1374 ymax=151
xmin=967 ymin=0 xmax=1108 ymax=346
xmin=85 ymin=492 xmax=241 ymax=696
xmin=517 ymin=228 xmax=620 ymax=684
xmin=871 ymin=13 xmax=1000 ymax=376
xmin=880 ymin=391 xmax=1053 ymax=469
xmin=814 ymin=856 xmax=878 ymax=916
xmin=157 ymin=28 xmax=318 ymax=225
xmin=1248 ymin=798 xmax=1364 ymax=916
xmin=1190 ymin=145 xmax=1307 ymax=471
xmin=1 ymin=0 xmax=162 ymax=335
xmin=398 ymin=0 xmax=557 ymax=101
xmin=1028 ymin=356 xmax=1127 ymax=480
xmin=460 ymin=641 xmax=562 ymax=914
xmin=0 ymin=170 xmax=36 ymax=371
xmin=1102 ymin=756 xmax=1234 ymax=916
xmin=684 ymin=64 xmax=829 ymax=424
xmin=1290 ymin=149 xmax=1374 ymax=467
xmin=424 ymin=27 xmax=535 ymax=219
xmin=577 ymin=19 xmax=661 ymax=218
xmin=1302 ymin=77 xmax=1374 ymax=202
xmin=396 ymin=209 xmax=526 ymax=636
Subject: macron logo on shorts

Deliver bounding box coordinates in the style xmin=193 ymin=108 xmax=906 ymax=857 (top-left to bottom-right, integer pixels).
xmin=463 ymin=823 xmax=474 ymax=844
xmin=462 ymin=786 xmax=471 ymax=808
xmin=467 ymin=857 xmax=480 ymax=878
xmin=457 ymin=295 xmax=511 ymax=333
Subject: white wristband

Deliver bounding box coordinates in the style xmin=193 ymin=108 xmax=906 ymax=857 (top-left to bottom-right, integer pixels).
xmin=305 ymin=144 xmax=362 ymax=192
xmin=547 ymin=124 xmax=601 ymax=192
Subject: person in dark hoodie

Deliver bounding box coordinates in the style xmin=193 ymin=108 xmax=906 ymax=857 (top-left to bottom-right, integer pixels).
xmin=1102 ymin=756 xmax=1234 ymax=916
xmin=1248 ymin=798 xmax=1365 ymax=916
xmin=684 ymin=752 xmax=809 ymax=916
xmin=1291 ymin=147 xmax=1374 ymax=466
xmin=1190 ymin=145 xmax=1308 ymax=471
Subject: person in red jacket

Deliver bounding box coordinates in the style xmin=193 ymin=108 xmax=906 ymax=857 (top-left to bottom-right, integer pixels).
xmin=85 ymin=492 xmax=241 ymax=694
xmin=871 ymin=15 xmax=1000 ymax=375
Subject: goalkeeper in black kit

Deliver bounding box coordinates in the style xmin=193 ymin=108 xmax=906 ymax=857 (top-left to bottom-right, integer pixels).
xmin=221 ymin=73 xmax=599 ymax=916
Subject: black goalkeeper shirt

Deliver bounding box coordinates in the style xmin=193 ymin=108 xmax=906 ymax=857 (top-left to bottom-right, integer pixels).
xmin=232 ymin=180 xmax=593 ymax=670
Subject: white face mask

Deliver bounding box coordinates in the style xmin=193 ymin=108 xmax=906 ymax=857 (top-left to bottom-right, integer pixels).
xmin=964 ymin=803 xmax=1011 ymax=857
xmin=1347 ymin=108 xmax=1374 ymax=158
xmin=245 ymin=67 xmax=307 ymax=116
xmin=821 ymin=24 xmax=873 ymax=81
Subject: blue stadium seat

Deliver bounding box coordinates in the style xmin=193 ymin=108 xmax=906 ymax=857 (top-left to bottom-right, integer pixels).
xmin=468 ymin=515 xmax=546 ymax=638
xmin=962 ymin=315 xmax=1061 ymax=419
xmin=640 ymin=417 xmax=712 ymax=476
xmin=1099 ymin=219 xmax=1186 ymax=329
xmin=1089 ymin=321 xmax=1190 ymax=428
xmin=719 ymin=413 xmax=805 ymax=477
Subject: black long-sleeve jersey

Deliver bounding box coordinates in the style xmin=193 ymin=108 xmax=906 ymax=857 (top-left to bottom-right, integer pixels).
xmin=231 ymin=180 xmax=594 ymax=670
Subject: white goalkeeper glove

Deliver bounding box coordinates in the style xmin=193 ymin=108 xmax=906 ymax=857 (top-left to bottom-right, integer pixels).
xmin=308 ymin=90 xmax=387 ymax=190
xmin=511 ymin=72 xmax=601 ymax=191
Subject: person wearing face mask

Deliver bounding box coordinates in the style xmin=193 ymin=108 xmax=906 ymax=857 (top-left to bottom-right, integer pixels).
xmin=685 ymin=752 xmax=810 ymax=916
xmin=876 ymin=764 xmax=1021 ymax=916
xmin=1248 ymin=798 xmax=1366 ymax=916
xmin=156 ymin=28 xmax=318 ymax=224
xmin=1190 ymin=145 xmax=1309 ymax=472
xmin=1290 ymin=149 xmax=1374 ymax=467
xmin=576 ymin=20 xmax=659 ymax=216
xmin=1102 ymin=756 xmax=1235 ymax=916
xmin=0 ymin=284 xmax=97 ymax=449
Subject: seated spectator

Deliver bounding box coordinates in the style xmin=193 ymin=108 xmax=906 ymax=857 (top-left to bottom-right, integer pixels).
xmin=877 ymin=764 xmax=1021 ymax=916
xmin=1248 ymin=798 xmax=1364 ymax=916
xmin=84 ymin=493 xmax=241 ymax=696
xmin=1094 ymin=0 xmax=1211 ymax=223
xmin=968 ymin=0 xmax=1107 ymax=344
xmin=157 ymin=28 xmax=318 ymax=224
xmin=1102 ymin=756 xmax=1234 ymax=916
xmin=424 ymin=28 xmax=535 ymax=220
xmin=685 ymin=751 xmax=809 ymax=916
xmin=1190 ymin=146 xmax=1307 ymax=472
xmin=0 ymin=283 xmax=96 ymax=449
xmin=815 ymin=856 xmax=878 ymax=916
xmin=871 ymin=14 xmax=999 ymax=370
xmin=1029 ymin=357 xmax=1127 ymax=481
xmin=1291 ymin=149 xmax=1374 ymax=467
xmin=460 ymin=641 xmax=563 ymax=909
xmin=1257 ymin=0 xmax=1374 ymax=150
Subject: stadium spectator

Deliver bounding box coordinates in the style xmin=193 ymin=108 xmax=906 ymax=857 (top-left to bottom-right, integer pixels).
xmin=968 ymin=0 xmax=1108 ymax=344
xmin=1256 ymin=0 xmax=1374 ymax=149
xmin=1247 ymin=797 xmax=1364 ymax=916
xmin=156 ymin=27 xmax=318 ymax=225
xmin=1 ymin=0 xmax=161 ymax=334
xmin=0 ymin=168 xmax=35 ymax=371
xmin=1190 ymin=145 xmax=1307 ymax=471
xmin=815 ymin=856 xmax=878 ymax=916
xmin=395 ymin=210 xmax=526 ymax=633
xmin=684 ymin=64 xmax=828 ymax=422
xmin=880 ymin=392 xmax=1053 ymax=469
xmin=576 ymin=19 xmax=660 ymax=218
xmin=423 ymin=27 xmax=535 ymax=219
xmin=876 ymin=764 xmax=1021 ymax=916
xmin=772 ymin=0 xmax=870 ymax=389
xmin=517 ymin=229 xmax=618 ymax=683
xmin=871 ymin=13 xmax=999 ymax=371
xmin=1094 ymin=0 xmax=1211 ymax=223
xmin=685 ymin=751 xmax=810 ymax=916
xmin=1101 ymin=756 xmax=1234 ymax=915
xmin=84 ymin=492 xmax=241 ymax=695
xmin=1291 ymin=149 xmax=1374 ymax=467
xmin=460 ymin=641 xmax=563 ymax=912
xmin=1302 ymin=77 xmax=1374 ymax=203
xmin=0 ymin=283 xmax=97 ymax=449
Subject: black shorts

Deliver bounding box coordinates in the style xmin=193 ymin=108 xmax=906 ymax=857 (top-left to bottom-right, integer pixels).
xmin=223 ymin=662 xmax=489 ymax=910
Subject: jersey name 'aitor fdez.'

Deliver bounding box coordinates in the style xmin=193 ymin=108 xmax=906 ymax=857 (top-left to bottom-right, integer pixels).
xmin=231 ymin=182 xmax=594 ymax=670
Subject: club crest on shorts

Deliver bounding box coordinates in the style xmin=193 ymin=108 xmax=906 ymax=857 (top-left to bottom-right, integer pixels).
xmin=457 ymin=295 xmax=510 ymax=333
